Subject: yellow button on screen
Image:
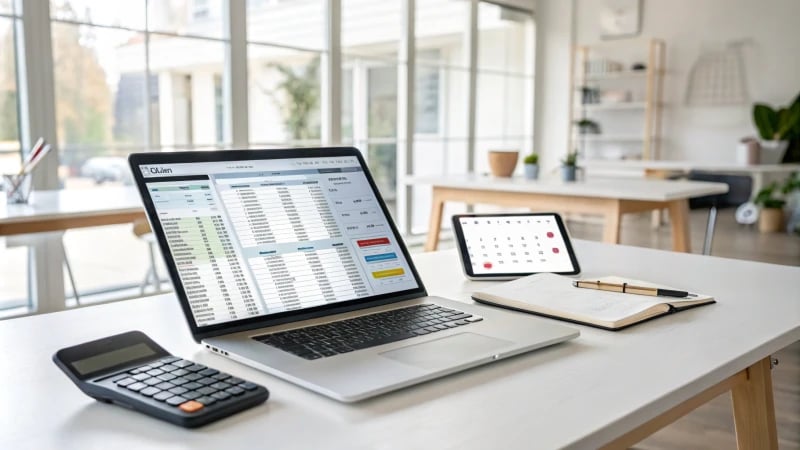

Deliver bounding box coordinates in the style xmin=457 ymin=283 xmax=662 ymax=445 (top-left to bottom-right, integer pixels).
xmin=372 ymin=268 xmax=405 ymax=279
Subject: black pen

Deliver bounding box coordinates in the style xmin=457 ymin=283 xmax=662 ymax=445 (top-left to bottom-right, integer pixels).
xmin=572 ymin=280 xmax=696 ymax=298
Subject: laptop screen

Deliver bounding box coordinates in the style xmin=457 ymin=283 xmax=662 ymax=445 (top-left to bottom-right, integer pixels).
xmin=137 ymin=155 xmax=419 ymax=327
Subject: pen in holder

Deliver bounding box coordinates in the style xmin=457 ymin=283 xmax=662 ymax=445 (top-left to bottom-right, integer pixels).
xmin=3 ymin=173 xmax=33 ymax=204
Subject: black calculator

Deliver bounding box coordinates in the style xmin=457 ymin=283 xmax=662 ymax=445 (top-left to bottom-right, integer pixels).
xmin=53 ymin=331 xmax=269 ymax=428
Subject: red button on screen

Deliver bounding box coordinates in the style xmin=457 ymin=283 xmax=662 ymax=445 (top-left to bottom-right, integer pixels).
xmin=357 ymin=237 xmax=390 ymax=247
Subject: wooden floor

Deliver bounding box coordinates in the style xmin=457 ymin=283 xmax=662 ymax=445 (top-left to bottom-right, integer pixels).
xmin=565 ymin=209 xmax=800 ymax=449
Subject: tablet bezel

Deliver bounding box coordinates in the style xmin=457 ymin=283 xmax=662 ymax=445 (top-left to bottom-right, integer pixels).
xmin=451 ymin=212 xmax=581 ymax=280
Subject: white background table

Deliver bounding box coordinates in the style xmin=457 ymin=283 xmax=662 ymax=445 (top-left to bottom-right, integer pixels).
xmin=409 ymin=174 xmax=728 ymax=253
xmin=1 ymin=187 xmax=145 ymax=313
xmin=0 ymin=187 xmax=144 ymax=236
xmin=2 ymin=241 xmax=797 ymax=449
xmin=582 ymin=161 xmax=800 ymax=197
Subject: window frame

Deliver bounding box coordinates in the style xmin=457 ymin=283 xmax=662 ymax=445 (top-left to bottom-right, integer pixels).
xmin=6 ymin=0 xmax=536 ymax=316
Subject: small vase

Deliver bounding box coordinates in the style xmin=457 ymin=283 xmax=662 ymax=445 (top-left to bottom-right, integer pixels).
xmin=759 ymin=140 xmax=788 ymax=164
xmin=488 ymin=150 xmax=519 ymax=177
xmin=524 ymin=164 xmax=539 ymax=180
xmin=561 ymin=166 xmax=577 ymax=182
xmin=758 ymin=208 xmax=784 ymax=233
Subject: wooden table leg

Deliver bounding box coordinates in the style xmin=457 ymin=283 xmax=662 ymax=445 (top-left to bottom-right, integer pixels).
xmin=602 ymin=202 xmax=622 ymax=244
xmin=666 ymin=199 xmax=691 ymax=252
xmin=731 ymin=357 xmax=779 ymax=450
xmin=424 ymin=188 xmax=445 ymax=252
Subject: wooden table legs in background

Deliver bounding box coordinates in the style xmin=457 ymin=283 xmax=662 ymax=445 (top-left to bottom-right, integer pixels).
xmin=423 ymin=187 xmax=693 ymax=253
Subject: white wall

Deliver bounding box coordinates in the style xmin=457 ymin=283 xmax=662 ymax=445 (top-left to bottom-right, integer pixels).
xmin=534 ymin=0 xmax=800 ymax=166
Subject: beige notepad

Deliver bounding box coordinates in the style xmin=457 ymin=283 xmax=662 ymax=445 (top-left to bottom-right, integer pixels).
xmin=472 ymin=273 xmax=715 ymax=330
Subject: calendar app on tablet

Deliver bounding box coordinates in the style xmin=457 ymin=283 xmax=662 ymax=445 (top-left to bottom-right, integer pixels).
xmin=452 ymin=213 xmax=580 ymax=279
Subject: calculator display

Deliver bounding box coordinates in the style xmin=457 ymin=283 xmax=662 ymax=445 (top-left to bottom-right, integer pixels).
xmin=71 ymin=343 xmax=157 ymax=376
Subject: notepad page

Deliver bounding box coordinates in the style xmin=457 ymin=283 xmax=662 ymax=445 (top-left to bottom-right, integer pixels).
xmin=473 ymin=273 xmax=668 ymax=323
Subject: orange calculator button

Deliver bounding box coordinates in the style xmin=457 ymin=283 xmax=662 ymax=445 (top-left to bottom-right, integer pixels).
xmin=179 ymin=400 xmax=204 ymax=413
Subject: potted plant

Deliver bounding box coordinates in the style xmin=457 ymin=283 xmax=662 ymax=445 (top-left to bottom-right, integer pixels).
xmin=782 ymin=172 xmax=800 ymax=234
xmin=753 ymin=182 xmax=786 ymax=233
xmin=523 ymin=153 xmax=539 ymax=180
xmin=574 ymin=118 xmax=601 ymax=135
xmin=488 ymin=150 xmax=519 ymax=177
xmin=561 ymin=151 xmax=579 ymax=182
xmin=752 ymin=92 xmax=800 ymax=163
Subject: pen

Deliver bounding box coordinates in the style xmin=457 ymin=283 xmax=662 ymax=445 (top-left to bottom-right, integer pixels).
xmin=7 ymin=141 xmax=50 ymax=198
xmin=14 ymin=137 xmax=44 ymax=178
xmin=572 ymin=280 xmax=695 ymax=298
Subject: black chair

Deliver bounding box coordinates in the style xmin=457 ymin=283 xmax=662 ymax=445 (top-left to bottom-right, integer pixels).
xmin=687 ymin=171 xmax=753 ymax=255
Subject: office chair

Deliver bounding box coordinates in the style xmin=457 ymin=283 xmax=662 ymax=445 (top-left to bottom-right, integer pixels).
xmin=687 ymin=171 xmax=753 ymax=255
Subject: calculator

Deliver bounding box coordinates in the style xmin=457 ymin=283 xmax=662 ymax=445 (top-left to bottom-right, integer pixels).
xmin=53 ymin=331 xmax=269 ymax=428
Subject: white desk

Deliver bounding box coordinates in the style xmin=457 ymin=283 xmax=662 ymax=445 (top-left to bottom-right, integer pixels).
xmin=582 ymin=161 xmax=800 ymax=196
xmin=2 ymin=241 xmax=797 ymax=449
xmin=1 ymin=187 xmax=146 ymax=313
xmin=0 ymin=187 xmax=144 ymax=236
xmin=410 ymin=174 xmax=728 ymax=253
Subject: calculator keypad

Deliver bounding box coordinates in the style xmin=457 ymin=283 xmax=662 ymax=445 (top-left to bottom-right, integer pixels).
xmin=113 ymin=357 xmax=261 ymax=413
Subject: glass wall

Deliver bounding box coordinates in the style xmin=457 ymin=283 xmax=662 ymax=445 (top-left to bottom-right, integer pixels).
xmin=247 ymin=0 xmax=325 ymax=147
xmin=50 ymin=0 xmax=229 ymax=189
xmin=49 ymin=0 xmax=229 ymax=303
xmin=1 ymin=0 xmax=536 ymax=315
xmin=0 ymin=0 xmax=28 ymax=313
xmin=341 ymin=0 xmax=402 ymax=212
xmin=475 ymin=2 xmax=535 ymax=174
xmin=411 ymin=0 xmax=471 ymax=232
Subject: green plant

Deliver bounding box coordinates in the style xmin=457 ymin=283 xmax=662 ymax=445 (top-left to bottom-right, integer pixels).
xmin=266 ymin=57 xmax=321 ymax=141
xmin=561 ymin=151 xmax=578 ymax=167
xmin=523 ymin=153 xmax=539 ymax=165
xmin=752 ymin=93 xmax=800 ymax=141
xmin=574 ymin=118 xmax=601 ymax=134
xmin=782 ymin=172 xmax=800 ymax=195
xmin=754 ymin=182 xmax=786 ymax=209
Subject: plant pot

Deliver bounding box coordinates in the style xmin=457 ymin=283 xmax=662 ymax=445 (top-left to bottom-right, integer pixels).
xmin=488 ymin=151 xmax=519 ymax=177
xmin=561 ymin=166 xmax=577 ymax=182
xmin=524 ymin=164 xmax=539 ymax=180
xmin=759 ymin=140 xmax=788 ymax=164
xmin=758 ymin=207 xmax=784 ymax=233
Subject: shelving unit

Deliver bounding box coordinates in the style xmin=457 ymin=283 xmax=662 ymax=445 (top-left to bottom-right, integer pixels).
xmin=568 ymin=38 xmax=666 ymax=161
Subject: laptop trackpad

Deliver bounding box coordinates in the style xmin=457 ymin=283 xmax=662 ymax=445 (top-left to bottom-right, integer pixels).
xmin=379 ymin=332 xmax=512 ymax=370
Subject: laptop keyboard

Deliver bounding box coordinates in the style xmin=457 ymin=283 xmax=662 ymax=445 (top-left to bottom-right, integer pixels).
xmin=252 ymin=304 xmax=483 ymax=360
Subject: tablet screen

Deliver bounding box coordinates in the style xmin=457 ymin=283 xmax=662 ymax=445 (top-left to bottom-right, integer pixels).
xmin=453 ymin=213 xmax=580 ymax=278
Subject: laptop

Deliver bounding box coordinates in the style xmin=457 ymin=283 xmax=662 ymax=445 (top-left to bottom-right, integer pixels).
xmin=129 ymin=147 xmax=578 ymax=402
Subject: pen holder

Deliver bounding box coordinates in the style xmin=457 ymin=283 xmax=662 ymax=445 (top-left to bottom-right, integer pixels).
xmin=2 ymin=173 xmax=33 ymax=204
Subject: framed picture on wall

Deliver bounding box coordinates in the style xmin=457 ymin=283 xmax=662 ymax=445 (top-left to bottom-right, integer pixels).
xmin=599 ymin=0 xmax=642 ymax=39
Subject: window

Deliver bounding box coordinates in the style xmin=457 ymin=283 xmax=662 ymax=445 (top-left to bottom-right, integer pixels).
xmin=341 ymin=0 xmax=402 ymax=211
xmin=411 ymin=0 xmax=471 ymax=233
xmin=49 ymin=0 xmax=228 ymax=303
xmin=1 ymin=0 xmax=538 ymax=314
xmin=474 ymin=2 xmax=535 ymax=174
xmin=0 ymin=1 xmax=20 ymax=175
xmin=50 ymin=0 xmax=229 ymax=189
xmin=0 ymin=0 xmax=28 ymax=314
xmin=247 ymin=0 xmax=325 ymax=147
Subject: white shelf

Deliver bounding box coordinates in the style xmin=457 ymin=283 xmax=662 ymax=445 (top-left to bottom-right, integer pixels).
xmin=570 ymin=40 xmax=666 ymax=160
xmin=578 ymin=102 xmax=648 ymax=111
xmin=583 ymin=70 xmax=662 ymax=81
xmin=573 ymin=134 xmax=648 ymax=143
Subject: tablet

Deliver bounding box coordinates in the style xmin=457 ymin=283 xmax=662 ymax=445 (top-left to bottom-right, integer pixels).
xmin=452 ymin=213 xmax=580 ymax=280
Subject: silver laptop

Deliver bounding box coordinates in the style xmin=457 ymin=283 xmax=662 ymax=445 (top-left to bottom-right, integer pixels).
xmin=129 ymin=148 xmax=578 ymax=402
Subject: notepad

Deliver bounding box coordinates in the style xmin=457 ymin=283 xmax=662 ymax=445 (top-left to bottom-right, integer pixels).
xmin=471 ymin=273 xmax=715 ymax=330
